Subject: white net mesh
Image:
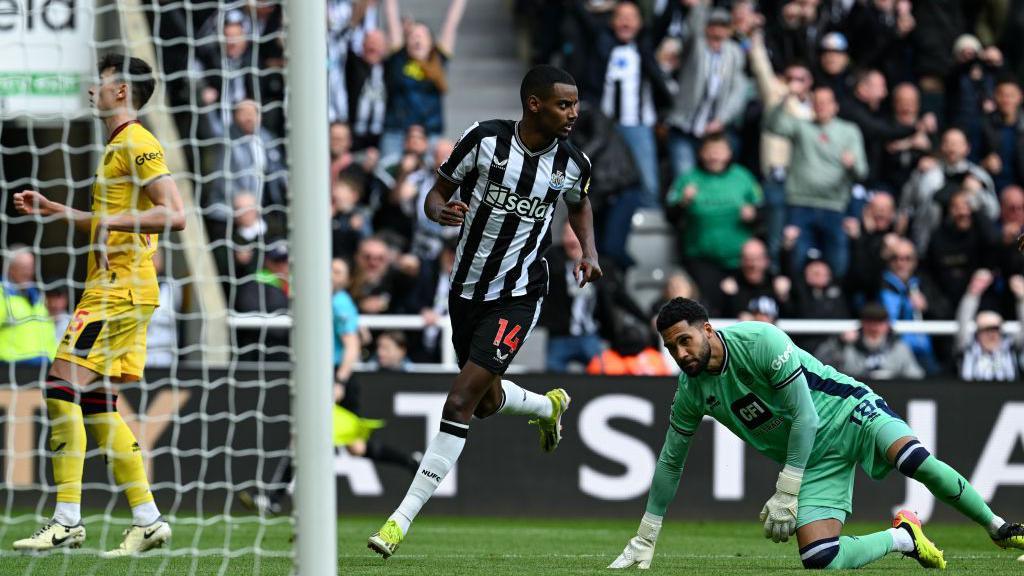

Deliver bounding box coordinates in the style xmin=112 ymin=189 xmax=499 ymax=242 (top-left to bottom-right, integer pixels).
xmin=1 ymin=0 xmax=297 ymax=572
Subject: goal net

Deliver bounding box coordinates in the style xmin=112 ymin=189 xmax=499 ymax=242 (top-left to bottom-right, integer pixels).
xmin=0 ymin=0 xmax=305 ymax=572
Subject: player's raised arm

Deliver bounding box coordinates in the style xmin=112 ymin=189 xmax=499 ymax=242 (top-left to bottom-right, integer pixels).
xmin=756 ymin=328 xmax=820 ymax=544
xmin=13 ymin=190 xmax=93 ymax=233
xmin=100 ymin=175 xmax=185 ymax=233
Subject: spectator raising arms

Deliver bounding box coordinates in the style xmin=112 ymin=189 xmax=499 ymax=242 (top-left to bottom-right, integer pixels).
xmin=955 ymin=269 xmax=1024 ymax=381
xmin=665 ymin=0 xmax=748 ymax=180
xmin=766 ymin=86 xmax=867 ymax=277
xmin=569 ymin=0 xmax=673 ymax=207
xmin=748 ymin=27 xmax=813 ymax=267
xmin=380 ymin=0 xmax=467 ymax=160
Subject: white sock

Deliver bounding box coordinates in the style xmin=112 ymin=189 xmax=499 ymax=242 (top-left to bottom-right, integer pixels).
xmin=390 ymin=423 xmax=467 ymax=534
xmin=53 ymin=502 xmax=80 ymax=526
xmin=131 ymin=501 xmax=161 ymax=526
xmin=989 ymin=515 xmax=1006 ymax=537
xmin=496 ymin=380 xmax=552 ymax=419
xmin=888 ymin=527 xmax=915 ymax=553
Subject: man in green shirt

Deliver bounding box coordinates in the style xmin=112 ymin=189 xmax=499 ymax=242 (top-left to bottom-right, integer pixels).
xmin=666 ymin=133 xmax=761 ymax=300
xmin=609 ymin=298 xmax=1024 ymax=570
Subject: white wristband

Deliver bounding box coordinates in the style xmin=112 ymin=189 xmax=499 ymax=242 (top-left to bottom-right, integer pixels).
xmin=777 ymin=466 xmax=804 ymax=495
xmin=639 ymin=512 xmax=663 ymax=541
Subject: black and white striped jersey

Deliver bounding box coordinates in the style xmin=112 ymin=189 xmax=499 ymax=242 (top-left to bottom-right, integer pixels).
xmin=437 ymin=119 xmax=591 ymax=302
xmin=602 ymin=44 xmax=657 ymax=127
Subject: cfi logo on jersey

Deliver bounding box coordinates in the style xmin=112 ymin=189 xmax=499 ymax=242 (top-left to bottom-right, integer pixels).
xmin=548 ymin=170 xmax=566 ymax=191
xmin=770 ymin=343 xmax=793 ymax=371
xmin=134 ymin=151 xmax=163 ymax=165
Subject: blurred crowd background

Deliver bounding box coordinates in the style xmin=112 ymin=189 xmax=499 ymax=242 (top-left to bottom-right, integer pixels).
xmin=7 ymin=0 xmax=1024 ymax=382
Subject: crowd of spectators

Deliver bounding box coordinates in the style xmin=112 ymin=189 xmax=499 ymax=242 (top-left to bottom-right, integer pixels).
xmin=134 ymin=0 xmax=1024 ymax=378
xmin=510 ymin=0 xmax=1024 ymax=378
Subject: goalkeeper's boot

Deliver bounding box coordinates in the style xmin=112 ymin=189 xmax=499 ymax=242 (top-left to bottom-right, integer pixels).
xmin=100 ymin=518 xmax=171 ymax=558
xmin=529 ymin=388 xmax=571 ymax=453
xmin=991 ymin=522 xmax=1024 ymax=551
xmin=893 ymin=511 xmax=947 ymax=569
xmin=367 ymin=519 xmax=403 ymax=559
xmin=12 ymin=519 xmax=85 ymax=551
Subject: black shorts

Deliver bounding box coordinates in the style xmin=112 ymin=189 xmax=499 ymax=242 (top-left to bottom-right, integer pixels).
xmin=448 ymin=294 xmax=543 ymax=374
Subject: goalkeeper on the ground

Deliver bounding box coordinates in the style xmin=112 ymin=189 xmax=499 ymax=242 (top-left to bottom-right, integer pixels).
xmin=609 ymin=297 xmax=1024 ymax=570
xmin=12 ymin=54 xmax=185 ymax=556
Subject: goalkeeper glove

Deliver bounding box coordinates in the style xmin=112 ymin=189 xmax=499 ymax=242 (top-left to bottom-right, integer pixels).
xmin=759 ymin=467 xmax=802 ymax=543
xmin=608 ymin=512 xmax=662 ymax=569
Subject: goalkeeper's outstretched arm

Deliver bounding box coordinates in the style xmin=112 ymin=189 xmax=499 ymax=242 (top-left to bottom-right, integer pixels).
xmin=608 ymin=427 xmax=693 ymax=569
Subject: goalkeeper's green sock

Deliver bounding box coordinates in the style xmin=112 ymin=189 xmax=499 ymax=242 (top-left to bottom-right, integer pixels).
xmin=915 ymin=456 xmax=996 ymax=528
xmin=802 ymin=531 xmax=899 ymax=569
xmin=893 ymin=440 xmax=999 ymax=531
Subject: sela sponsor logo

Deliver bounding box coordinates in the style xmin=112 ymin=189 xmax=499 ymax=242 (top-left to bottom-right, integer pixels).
xmin=770 ymin=343 xmax=793 ymax=371
xmin=483 ymin=181 xmax=551 ymax=219
xmin=0 ymin=0 xmax=77 ymax=33
xmin=134 ymin=151 xmax=163 ymax=165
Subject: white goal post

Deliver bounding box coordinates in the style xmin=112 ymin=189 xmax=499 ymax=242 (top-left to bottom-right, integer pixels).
xmin=286 ymin=0 xmax=336 ymax=574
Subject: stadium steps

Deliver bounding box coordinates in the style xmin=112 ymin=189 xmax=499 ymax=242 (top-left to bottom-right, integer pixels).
xmin=402 ymin=0 xmax=525 ymax=138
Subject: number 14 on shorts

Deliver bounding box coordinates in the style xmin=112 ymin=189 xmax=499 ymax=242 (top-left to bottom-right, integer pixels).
xmin=493 ymin=318 xmax=522 ymax=352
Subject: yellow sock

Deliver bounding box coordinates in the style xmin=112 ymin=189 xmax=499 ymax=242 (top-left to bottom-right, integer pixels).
xmin=84 ymin=411 xmax=153 ymax=507
xmin=45 ymin=397 xmax=86 ymax=505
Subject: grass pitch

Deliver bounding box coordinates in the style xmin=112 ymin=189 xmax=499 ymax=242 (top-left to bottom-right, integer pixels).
xmin=0 ymin=514 xmax=1018 ymax=575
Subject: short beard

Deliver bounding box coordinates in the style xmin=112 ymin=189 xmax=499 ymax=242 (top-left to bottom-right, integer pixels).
xmin=679 ymin=335 xmax=711 ymax=376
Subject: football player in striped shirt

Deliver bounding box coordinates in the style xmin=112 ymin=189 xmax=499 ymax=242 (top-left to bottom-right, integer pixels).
xmin=369 ymin=65 xmax=601 ymax=558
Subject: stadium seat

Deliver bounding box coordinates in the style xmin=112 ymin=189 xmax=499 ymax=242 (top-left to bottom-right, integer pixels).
xmin=627 ymin=209 xmax=678 ymax=269
xmin=626 ymin=265 xmax=678 ymax=314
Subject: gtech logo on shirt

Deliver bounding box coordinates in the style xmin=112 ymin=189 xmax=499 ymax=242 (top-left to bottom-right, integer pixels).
xmin=483 ymin=181 xmax=550 ymax=219
xmin=134 ymin=151 xmax=163 ymax=165
xmin=770 ymin=343 xmax=793 ymax=371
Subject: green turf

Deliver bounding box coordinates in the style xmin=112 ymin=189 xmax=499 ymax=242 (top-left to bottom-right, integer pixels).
xmin=0 ymin=514 xmax=1020 ymax=575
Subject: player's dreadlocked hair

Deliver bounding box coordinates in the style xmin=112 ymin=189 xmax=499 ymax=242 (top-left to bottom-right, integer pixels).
xmin=520 ymin=65 xmax=576 ymax=109
xmin=656 ymin=297 xmax=709 ymax=333
xmin=97 ymin=53 xmax=156 ymax=110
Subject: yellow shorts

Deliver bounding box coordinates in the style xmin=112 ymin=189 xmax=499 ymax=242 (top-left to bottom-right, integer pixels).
xmin=55 ymin=291 xmax=155 ymax=379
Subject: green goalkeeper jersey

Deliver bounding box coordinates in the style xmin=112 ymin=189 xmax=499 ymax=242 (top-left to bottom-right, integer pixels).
xmin=670 ymin=321 xmax=876 ymax=468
